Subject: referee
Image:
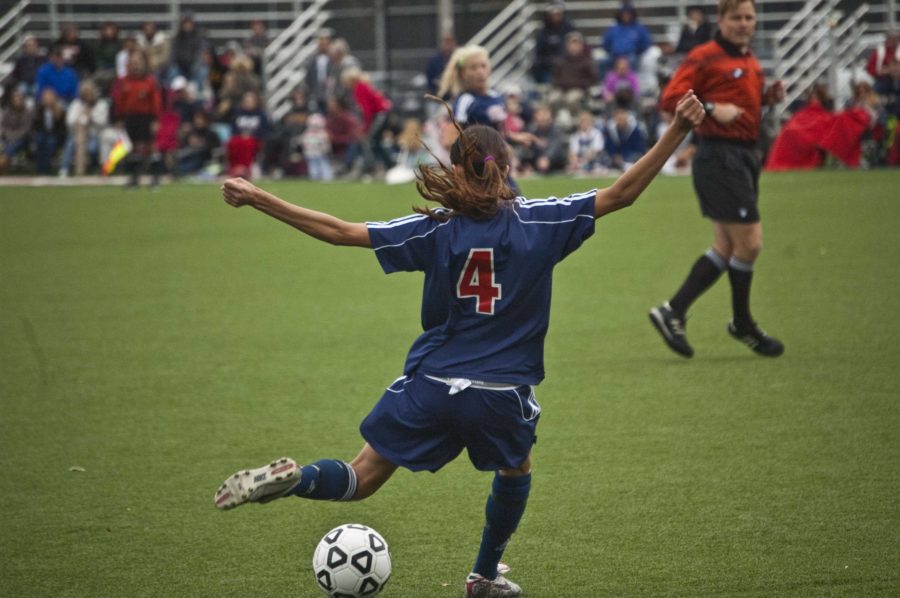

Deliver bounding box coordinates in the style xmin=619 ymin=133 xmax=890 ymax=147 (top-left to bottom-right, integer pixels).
xmin=650 ymin=0 xmax=784 ymax=358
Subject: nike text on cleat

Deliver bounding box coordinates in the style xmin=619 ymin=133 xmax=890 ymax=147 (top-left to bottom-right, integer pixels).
xmin=214 ymin=457 xmax=300 ymax=510
xmin=649 ymin=302 xmax=694 ymax=358
xmin=727 ymin=321 xmax=785 ymax=357
xmin=465 ymin=572 xmax=523 ymax=598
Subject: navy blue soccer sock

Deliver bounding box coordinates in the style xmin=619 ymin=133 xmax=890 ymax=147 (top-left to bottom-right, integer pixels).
xmin=290 ymin=460 xmax=358 ymax=501
xmin=472 ymin=473 xmax=532 ymax=579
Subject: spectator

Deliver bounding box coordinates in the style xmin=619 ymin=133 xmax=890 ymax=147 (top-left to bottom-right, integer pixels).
xmin=303 ymin=29 xmax=334 ymax=113
xmin=676 ymin=6 xmax=713 ymax=55
xmin=111 ymin=50 xmax=162 ymax=187
xmin=244 ymin=20 xmax=269 ymax=76
xmin=56 ymin=23 xmax=96 ymax=77
xmin=425 ymin=32 xmax=457 ymax=97
xmin=877 ymin=62 xmax=900 ymax=165
xmin=176 ymin=110 xmax=220 ymax=175
xmin=93 ymin=22 xmax=121 ymax=92
xmin=519 ymin=104 xmax=567 ymax=174
xmin=602 ymin=105 xmax=647 ymax=169
xmin=567 ymin=110 xmax=605 ymax=174
xmin=532 ymin=2 xmax=575 ymax=85
xmin=866 ymin=30 xmax=900 ymax=87
xmin=601 ymin=3 xmax=652 ymax=72
xmin=35 ymin=46 xmax=79 ymax=104
xmin=231 ymin=90 xmax=270 ymax=141
xmin=602 ymin=56 xmax=640 ymax=107
xmin=169 ymin=76 xmax=202 ymax=133
xmin=765 ymin=83 xmax=876 ymax=170
xmin=60 ymin=80 xmax=110 ymax=176
xmin=342 ymin=66 xmax=394 ymax=174
xmin=301 ymin=113 xmax=333 ymax=181
xmin=215 ymin=55 xmax=262 ymax=122
xmin=33 ymin=88 xmax=68 ymax=174
xmin=326 ymin=38 xmax=361 ymax=104
xmin=171 ymin=12 xmax=206 ymax=86
xmin=226 ymin=90 xmax=269 ymax=177
xmin=115 ymin=34 xmax=138 ymax=79
xmin=11 ymin=36 xmax=46 ymax=95
xmin=325 ymin=96 xmax=363 ymax=175
xmin=637 ymin=38 xmax=678 ymax=100
xmin=0 ymin=87 xmax=34 ymax=173
xmin=549 ymin=31 xmax=598 ymax=117
xmin=137 ymin=21 xmax=171 ymax=78
xmin=877 ymin=60 xmax=900 ymax=116
xmin=95 ymin=22 xmax=121 ymax=72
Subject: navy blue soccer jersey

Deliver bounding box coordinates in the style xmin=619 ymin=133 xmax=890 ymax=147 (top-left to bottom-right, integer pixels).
xmin=453 ymin=91 xmax=508 ymax=130
xmin=367 ymin=191 xmax=596 ymax=385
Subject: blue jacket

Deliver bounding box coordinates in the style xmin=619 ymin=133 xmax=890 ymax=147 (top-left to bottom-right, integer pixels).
xmin=34 ymin=63 xmax=79 ymax=102
xmin=602 ymin=8 xmax=651 ymax=59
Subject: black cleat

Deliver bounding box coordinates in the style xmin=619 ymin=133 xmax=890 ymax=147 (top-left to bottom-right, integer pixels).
xmin=727 ymin=321 xmax=784 ymax=357
xmin=649 ymin=302 xmax=694 ymax=358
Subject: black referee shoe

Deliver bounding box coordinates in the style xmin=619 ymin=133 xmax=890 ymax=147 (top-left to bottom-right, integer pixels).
xmin=727 ymin=321 xmax=785 ymax=357
xmin=649 ymin=302 xmax=694 ymax=358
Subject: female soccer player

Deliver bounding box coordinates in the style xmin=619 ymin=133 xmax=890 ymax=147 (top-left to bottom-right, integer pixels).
xmin=215 ymin=92 xmax=704 ymax=597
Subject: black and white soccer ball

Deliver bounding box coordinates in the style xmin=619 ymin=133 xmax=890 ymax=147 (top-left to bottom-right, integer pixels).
xmin=312 ymin=523 xmax=391 ymax=597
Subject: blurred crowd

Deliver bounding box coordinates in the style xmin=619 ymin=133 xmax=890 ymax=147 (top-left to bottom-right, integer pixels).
xmin=1 ymin=2 xmax=898 ymax=184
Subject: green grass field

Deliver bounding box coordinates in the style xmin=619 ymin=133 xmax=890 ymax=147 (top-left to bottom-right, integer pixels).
xmin=1 ymin=170 xmax=898 ymax=597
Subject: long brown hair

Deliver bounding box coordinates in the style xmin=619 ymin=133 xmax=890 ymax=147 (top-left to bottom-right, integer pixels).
xmin=414 ymin=98 xmax=516 ymax=221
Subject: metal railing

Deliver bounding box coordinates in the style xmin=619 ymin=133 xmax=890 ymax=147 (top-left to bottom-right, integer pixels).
xmin=0 ymin=0 xmax=32 ymax=82
xmin=263 ymin=0 xmax=331 ymax=122
xmin=774 ymin=0 xmax=871 ymax=115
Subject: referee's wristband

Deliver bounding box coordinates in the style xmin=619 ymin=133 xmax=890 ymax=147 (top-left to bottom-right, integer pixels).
xmin=703 ymin=101 xmax=715 ymax=116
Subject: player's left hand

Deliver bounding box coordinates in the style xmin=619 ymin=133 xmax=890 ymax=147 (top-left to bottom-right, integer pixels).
xmin=673 ymin=90 xmax=705 ymax=132
xmin=221 ymin=177 xmax=259 ymax=208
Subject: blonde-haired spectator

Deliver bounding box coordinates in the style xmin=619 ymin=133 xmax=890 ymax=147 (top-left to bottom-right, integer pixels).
xmin=567 ymin=110 xmax=605 ymax=174
xmin=60 ymin=80 xmax=111 ymax=176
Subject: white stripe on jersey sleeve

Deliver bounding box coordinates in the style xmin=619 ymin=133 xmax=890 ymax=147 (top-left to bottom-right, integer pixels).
xmin=455 ymin=93 xmax=475 ymax=123
xmin=512 ymin=190 xmax=597 ymax=225
xmin=370 ymin=219 xmax=452 ymax=251
xmin=514 ymin=189 xmax=597 ymax=209
xmin=367 ymin=208 xmax=451 ymax=229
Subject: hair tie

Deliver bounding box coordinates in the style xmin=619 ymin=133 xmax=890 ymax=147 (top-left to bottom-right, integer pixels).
xmin=483 ymin=155 xmax=495 ymax=163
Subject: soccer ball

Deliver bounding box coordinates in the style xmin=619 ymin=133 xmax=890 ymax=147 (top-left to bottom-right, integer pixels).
xmin=312 ymin=523 xmax=392 ymax=597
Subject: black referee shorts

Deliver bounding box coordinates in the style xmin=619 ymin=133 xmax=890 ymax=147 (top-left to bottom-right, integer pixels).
xmin=692 ymin=138 xmax=761 ymax=223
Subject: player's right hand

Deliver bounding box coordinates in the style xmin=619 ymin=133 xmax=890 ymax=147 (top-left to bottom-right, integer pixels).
xmin=221 ymin=177 xmax=258 ymax=208
xmin=673 ymin=90 xmax=705 ymax=131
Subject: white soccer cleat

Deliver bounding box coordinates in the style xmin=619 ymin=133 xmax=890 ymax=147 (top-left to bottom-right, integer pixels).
xmin=465 ymin=571 xmax=523 ymax=597
xmin=214 ymin=457 xmax=301 ymax=510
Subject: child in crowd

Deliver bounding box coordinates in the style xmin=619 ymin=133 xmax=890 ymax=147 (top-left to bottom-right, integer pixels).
xmin=568 ymin=110 xmax=606 ymax=174
xmin=301 ymin=113 xmax=333 ymax=181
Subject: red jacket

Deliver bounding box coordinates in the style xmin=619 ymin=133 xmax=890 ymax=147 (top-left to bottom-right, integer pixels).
xmin=661 ymin=36 xmax=764 ymax=143
xmin=111 ymin=74 xmax=162 ymax=119
xmin=352 ymin=81 xmax=391 ymax=132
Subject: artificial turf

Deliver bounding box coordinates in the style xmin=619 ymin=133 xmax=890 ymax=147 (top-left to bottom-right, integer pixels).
xmin=1 ymin=170 xmax=898 ymax=596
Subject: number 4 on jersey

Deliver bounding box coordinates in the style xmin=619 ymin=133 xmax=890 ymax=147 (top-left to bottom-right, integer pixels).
xmin=457 ymin=249 xmax=502 ymax=315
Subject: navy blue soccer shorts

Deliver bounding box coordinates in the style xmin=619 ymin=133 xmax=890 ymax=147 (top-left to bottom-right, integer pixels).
xmin=360 ymin=374 xmax=541 ymax=473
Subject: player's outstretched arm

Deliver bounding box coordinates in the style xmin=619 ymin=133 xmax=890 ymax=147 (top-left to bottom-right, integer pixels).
xmin=593 ymin=91 xmax=704 ymax=218
xmin=221 ymin=177 xmax=372 ymax=248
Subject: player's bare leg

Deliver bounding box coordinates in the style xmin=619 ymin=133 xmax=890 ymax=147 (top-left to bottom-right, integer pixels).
xmin=349 ymin=443 xmax=399 ymax=500
xmin=719 ymin=221 xmax=784 ymax=356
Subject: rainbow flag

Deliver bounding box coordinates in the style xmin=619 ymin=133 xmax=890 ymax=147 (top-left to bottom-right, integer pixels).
xmin=102 ymin=136 xmax=132 ymax=176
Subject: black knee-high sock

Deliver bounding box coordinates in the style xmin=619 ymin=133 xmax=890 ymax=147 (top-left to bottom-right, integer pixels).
xmin=669 ymin=249 xmax=727 ymax=316
xmin=728 ymin=256 xmax=755 ymax=330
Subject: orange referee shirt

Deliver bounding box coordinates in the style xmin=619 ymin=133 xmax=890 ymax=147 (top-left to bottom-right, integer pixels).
xmin=661 ymin=33 xmax=765 ymax=143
